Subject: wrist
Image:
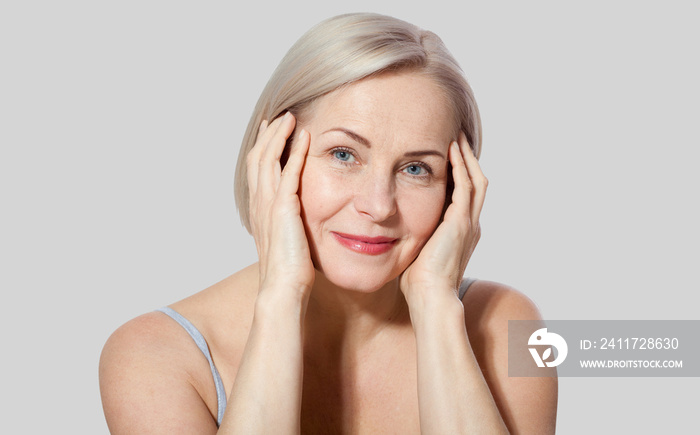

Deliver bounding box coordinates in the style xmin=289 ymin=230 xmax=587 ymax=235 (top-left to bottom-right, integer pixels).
xmin=405 ymin=287 xmax=464 ymax=326
xmin=254 ymin=285 xmax=310 ymax=323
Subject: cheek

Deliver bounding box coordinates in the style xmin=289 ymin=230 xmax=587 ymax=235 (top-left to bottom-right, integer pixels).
xmin=397 ymin=187 xmax=446 ymax=242
xmin=298 ymin=160 xmax=348 ymax=228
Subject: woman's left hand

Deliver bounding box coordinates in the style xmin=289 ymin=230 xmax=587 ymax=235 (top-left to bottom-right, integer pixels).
xmin=399 ymin=131 xmax=487 ymax=304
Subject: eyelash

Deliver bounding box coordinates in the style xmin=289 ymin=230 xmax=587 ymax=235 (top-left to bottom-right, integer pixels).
xmin=329 ymin=147 xmax=433 ymax=178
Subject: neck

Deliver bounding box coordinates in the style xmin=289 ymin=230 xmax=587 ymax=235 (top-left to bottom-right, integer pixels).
xmin=303 ymin=271 xmax=410 ymax=351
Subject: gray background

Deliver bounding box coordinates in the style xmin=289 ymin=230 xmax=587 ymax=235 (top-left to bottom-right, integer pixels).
xmin=1 ymin=1 xmax=697 ymax=433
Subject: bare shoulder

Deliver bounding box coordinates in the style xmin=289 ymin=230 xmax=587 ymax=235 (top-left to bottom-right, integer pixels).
xmin=462 ymin=280 xmax=558 ymax=435
xmin=463 ymin=279 xmax=542 ymax=326
xmin=99 ymin=311 xmax=220 ymax=434
xmin=99 ymin=265 xmax=260 ymax=434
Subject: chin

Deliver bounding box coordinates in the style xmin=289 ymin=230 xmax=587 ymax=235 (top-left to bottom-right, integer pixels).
xmin=314 ymin=263 xmax=402 ymax=293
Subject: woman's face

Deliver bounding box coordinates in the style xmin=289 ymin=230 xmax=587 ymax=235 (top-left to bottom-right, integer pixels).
xmin=297 ymin=71 xmax=456 ymax=292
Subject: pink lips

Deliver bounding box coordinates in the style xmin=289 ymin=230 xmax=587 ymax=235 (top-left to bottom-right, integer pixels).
xmin=331 ymin=232 xmax=398 ymax=255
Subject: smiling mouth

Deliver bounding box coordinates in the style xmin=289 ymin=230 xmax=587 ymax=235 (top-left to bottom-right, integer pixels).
xmin=331 ymin=232 xmax=398 ymax=255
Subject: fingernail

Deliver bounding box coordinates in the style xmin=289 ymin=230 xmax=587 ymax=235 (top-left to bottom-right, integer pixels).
xmin=283 ymin=112 xmax=290 ymax=120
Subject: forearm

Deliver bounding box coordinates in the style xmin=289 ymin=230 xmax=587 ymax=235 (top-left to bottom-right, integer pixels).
xmin=408 ymin=292 xmax=509 ymax=435
xmin=218 ymin=291 xmax=307 ymax=434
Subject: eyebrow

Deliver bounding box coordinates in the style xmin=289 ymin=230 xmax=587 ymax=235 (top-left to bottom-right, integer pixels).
xmin=322 ymin=127 xmax=446 ymax=159
xmin=323 ymin=127 xmax=371 ymax=147
xmin=404 ymin=150 xmax=446 ymax=159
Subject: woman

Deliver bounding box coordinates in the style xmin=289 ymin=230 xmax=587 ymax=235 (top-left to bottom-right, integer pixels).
xmin=100 ymin=13 xmax=557 ymax=434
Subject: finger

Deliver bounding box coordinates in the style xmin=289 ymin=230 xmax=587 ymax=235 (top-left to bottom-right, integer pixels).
xmin=248 ymin=115 xmax=286 ymax=172
xmin=458 ymin=132 xmax=488 ymax=224
xmin=259 ymin=112 xmax=296 ymax=194
xmin=249 ymin=117 xmax=281 ymax=163
xmin=256 ymin=114 xmax=286 ymax=149
xmin=448 ymin=140 xmax=472 ymax=217
xmin=262 ymin=112 xmax=295 ymax=164
xmin=258 ymin=119 xmax=269 ymax=134
xmin=248 ymin=116 xmax=290 ymax=234
xmin=247 ymin=118 xmax=274 ymax=195
xmin=257 ymin=112 xmax=296 ymax=199
xmin=278 ymin=129 xmax=310 ymax=196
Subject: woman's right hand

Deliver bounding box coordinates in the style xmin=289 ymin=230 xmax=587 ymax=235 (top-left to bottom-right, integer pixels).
xmin=246 ymin=112 xmax=315 ymax=302
xmin=222 ymin=113 xmax=312 ymax=432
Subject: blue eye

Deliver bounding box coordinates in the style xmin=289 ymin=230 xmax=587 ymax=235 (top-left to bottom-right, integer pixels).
xmin=332 ymin=149 xmax=355 ymax=163
xmin=405 ymin=164 xmax=426 ymax=176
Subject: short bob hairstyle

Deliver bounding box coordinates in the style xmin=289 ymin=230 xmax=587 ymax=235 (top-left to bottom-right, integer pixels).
xmin=234 ymin=12 xmax=482 ymax=233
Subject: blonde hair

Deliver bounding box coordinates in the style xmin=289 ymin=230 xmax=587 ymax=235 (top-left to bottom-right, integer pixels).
xmin=234 ymin=13 xmax=482 ymax=232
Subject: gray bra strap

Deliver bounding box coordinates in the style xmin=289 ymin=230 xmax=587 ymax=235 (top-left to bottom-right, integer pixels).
xmin=459 ymin=277 xmax=477 ymax=300
xmin=157 ymin=307 xmax=227 ymax=426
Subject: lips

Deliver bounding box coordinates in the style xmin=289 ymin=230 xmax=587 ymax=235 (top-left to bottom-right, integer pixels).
xmin=331 ymin=232 xmax=398 ymax=255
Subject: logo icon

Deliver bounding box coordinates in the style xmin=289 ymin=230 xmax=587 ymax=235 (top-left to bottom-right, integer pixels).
xmin=528 ymin=328 xmax=568 ymax=367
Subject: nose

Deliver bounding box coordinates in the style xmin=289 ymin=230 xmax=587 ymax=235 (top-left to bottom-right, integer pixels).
xmin=353 ymin=172 xmax=397 ymax=222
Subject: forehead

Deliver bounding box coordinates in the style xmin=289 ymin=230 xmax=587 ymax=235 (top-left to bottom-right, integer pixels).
xmin=307 ymin=72 xmax=456 ymax=148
